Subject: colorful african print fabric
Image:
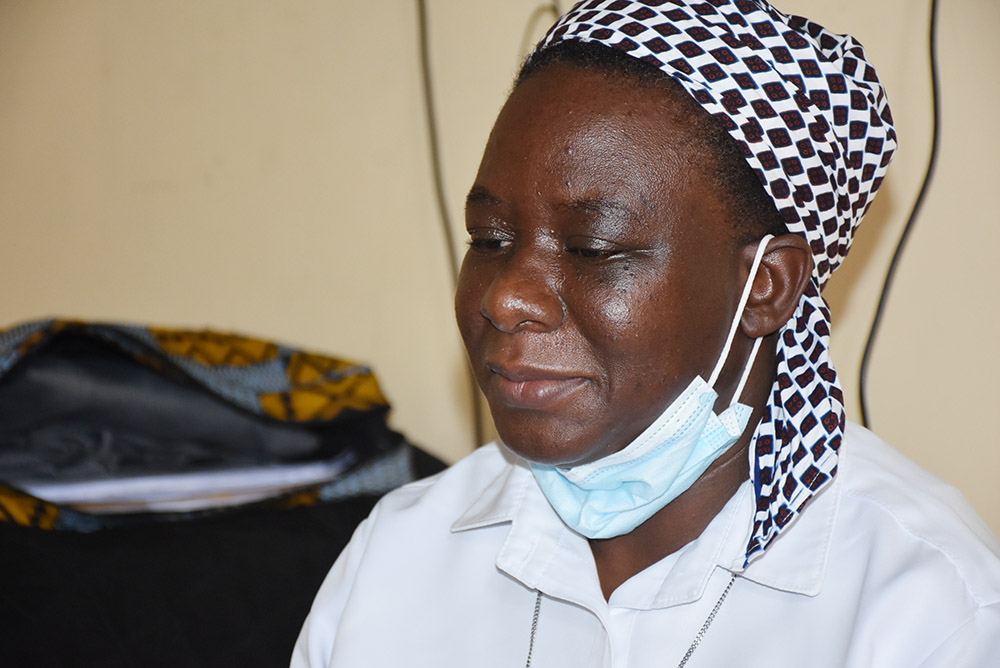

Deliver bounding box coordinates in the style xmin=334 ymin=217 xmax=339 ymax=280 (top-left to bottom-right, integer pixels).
xmin=0 ymin=319 xmax=388 ymax=423
xmin=535 ymin=0 xmax=896 ymax=562
xmin=0 ymin=319 xmax=403 ymax=530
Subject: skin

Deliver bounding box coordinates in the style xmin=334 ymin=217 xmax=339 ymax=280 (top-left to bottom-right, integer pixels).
xmin=455 ymin=64 xmax=812 ymax=599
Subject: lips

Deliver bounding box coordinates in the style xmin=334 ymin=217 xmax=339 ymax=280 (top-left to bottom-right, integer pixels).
xmin=486 ymin=363 xmax=588 ymax=410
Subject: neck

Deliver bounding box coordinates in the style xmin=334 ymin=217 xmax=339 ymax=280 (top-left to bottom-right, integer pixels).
xmin=588 ymin=435 xmax=750 ymax=600
xmin=588 ymin=338 xmax=774 ymax=601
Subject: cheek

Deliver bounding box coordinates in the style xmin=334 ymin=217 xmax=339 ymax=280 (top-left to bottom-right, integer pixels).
xmin=454 ymin=263 xmax=483 ymax=346
xmin=576 ymin=264 xmax=665 ymax=339
xmin=576 ymin=268 xmax=695 ymax=393
xmin=591 ymin=286 xmax=632 ymax=331
xmin=571 ymin=273 xmax=663 ymax=367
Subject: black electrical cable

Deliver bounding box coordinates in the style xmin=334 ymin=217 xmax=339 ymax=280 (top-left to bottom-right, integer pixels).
xmin=858 ymin=0 xmax=941 ymax=428
xmin=416 ymin=0 xmax=461 ymax=286
xmin=415 ymin=0 xmax=485 ymax=448
xmin=519 ymin=3 xmax=561 ymax=58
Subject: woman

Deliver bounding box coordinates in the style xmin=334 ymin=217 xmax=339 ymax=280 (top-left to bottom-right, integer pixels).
xmin=293 ymin=2 xmax=1000 ymax=666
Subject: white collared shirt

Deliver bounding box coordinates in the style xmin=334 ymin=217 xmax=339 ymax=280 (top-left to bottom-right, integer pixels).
xmin=291 ymin=423 xmax=1000 ymax=667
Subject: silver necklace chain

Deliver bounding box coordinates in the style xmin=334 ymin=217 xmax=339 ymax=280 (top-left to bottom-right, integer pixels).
xmin=524 ymin=590 xmax=543 ymax=668
xmin=676 ymin=572 xmax=737 ymax=668
xmin=524 ymin=572 xmax=738 ymax=668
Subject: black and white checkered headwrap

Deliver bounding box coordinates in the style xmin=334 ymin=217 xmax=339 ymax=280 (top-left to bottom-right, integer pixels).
xmin=535 ymin=0 xmax=896 ymax=562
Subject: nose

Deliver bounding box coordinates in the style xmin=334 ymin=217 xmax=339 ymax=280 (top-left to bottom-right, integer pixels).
xmin=480 ymin=249 xmax=565 ymax=334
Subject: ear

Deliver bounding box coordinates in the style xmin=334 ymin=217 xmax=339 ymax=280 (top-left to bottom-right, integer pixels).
xmin=739 ymin=234 xmax=813 ymax=338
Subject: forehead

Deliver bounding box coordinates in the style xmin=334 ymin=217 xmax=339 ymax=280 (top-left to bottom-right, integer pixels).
xmin=472 ymin=64 xmax=728 ymax=232
xmin=487 ymin=65 xmax=690 ymax=168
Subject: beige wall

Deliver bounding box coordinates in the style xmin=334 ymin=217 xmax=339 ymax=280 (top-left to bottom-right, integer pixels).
xmin=2 ymin=1 xmax=997 ymax=533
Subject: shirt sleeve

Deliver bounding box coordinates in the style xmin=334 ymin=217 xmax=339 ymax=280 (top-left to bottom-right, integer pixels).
xmin=289 ymin=508 xmax=378 ymax=668
xmin=915 ymin=602 xmax=1000 ymax=667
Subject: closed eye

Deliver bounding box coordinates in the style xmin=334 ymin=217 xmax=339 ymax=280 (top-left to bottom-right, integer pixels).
xmin=568 ymin=247 xmax=619 ymax=260
xmin=565 ymin=237 xmax=626 ymax=260
xmin=466 ymin=228 xmax=514 ymax=254
xmin=468 ymin=238 xmax=509 ymax=252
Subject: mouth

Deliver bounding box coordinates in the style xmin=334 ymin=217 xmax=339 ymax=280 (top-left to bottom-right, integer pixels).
xmin=486 ymin=363 xmax=588 ymax=410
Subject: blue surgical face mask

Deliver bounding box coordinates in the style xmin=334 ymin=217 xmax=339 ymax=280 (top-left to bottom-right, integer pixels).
xmin=529 ymin=235 xmax=774 ymax=540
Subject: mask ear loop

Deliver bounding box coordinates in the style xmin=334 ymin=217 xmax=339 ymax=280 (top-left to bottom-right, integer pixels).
xmin=707 ymin=234 xmax=774 ymax=407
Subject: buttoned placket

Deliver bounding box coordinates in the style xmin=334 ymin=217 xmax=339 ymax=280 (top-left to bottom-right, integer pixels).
xmin=451 ymin=447 xmax=840 ymax=667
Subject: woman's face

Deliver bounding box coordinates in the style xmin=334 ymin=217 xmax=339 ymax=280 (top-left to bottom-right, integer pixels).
xmin=455 ymin=64 xmax=744 ymax=467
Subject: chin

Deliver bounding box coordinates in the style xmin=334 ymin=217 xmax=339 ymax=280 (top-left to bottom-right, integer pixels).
xmin=491 ymin=414 xmax=609 ymax=467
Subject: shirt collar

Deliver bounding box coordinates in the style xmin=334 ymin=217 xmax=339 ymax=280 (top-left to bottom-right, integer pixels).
xmin=452 ymin=448 xmax=606 ymax=607
xmin=735 ymin=443 xmax=844 ymax=596
xmin=450 ymin=442 xmax=843 ymax=604
xmin=450 ymin=448 xmax=526 ymax=532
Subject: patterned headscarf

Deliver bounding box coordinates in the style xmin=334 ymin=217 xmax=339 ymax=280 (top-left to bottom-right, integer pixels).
xmin=533 ymin=0 xmax=896 ymax=562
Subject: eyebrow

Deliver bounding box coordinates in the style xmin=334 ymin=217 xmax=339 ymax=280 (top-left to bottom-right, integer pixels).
xmin=561 ymin=198 xmax=640 ymax=225
xmin=465 ymin=185 xmax=502 ymax=209
xmin=464 ymin=188 xmax=642 ymax=225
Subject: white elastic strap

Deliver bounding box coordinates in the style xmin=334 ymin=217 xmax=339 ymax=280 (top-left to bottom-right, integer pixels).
xmin=730 ymin=335 xmax=763 ymax=407
xmin=707 ymin=234 xmax=774 ymax=388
